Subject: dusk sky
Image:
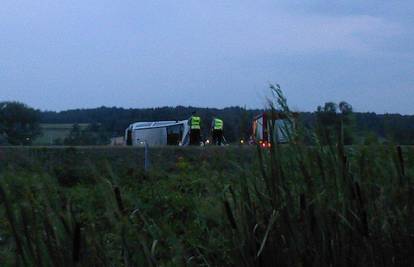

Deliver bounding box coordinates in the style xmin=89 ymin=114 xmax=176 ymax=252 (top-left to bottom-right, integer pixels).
xmin=1 ymin=1 xmax=413 ymax=113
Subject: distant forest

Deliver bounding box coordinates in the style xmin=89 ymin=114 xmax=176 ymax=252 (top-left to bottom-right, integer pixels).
xmin=39 ymin=106 xmax=414 ymax=144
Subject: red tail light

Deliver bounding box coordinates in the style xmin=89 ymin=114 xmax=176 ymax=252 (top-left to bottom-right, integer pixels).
xmin=257 ymin=140 xmax=272 ymax=149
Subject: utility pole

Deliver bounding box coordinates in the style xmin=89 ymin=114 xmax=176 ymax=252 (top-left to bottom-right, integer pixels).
xmin=144 ymin=141 xmax=150 ymax=172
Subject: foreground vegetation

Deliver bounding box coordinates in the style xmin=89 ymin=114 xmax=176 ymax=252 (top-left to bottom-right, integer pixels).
xmin=0 ymin=147 xmax=256 ymax=266
xmin=1 ymin=147 xmax=413 ymax=266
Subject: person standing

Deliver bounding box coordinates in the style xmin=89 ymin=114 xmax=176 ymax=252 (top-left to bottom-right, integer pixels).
xmin=189 ymin=111 xmax=201 ymax=145
xmin=211 ymin=117 xmax=224 ymax=145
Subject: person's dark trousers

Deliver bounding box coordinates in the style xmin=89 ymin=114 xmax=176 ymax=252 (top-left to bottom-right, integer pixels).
xmin=190 ymin=129 xmax=201 ymax=145
xmin=212 ymin=130 xmax=223 ymax=145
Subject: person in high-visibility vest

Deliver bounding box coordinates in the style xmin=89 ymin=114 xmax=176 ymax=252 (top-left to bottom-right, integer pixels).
xmin=189 ymin=111 xmax=202 ymax=145
xmin=211 ymin=117 xmax=224 ymax=145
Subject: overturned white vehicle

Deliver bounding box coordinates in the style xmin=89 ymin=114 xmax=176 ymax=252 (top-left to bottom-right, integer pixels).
xmin=125 ymin=120 xmax=191 ymax=146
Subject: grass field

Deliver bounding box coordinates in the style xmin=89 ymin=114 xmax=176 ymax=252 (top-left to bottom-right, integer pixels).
xmin=0 ymin=143 xmax=413 ymax=266
xmin=33 ymin=124 xmax=90 ymax=145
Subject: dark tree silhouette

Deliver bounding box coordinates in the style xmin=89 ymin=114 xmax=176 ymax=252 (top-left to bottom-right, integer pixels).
xmin=0 ymin=102 xmax=40 ymax=145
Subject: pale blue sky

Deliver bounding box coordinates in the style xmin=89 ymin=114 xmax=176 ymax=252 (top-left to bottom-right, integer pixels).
xmin=1 ymin=1 xmax=413 ymax=113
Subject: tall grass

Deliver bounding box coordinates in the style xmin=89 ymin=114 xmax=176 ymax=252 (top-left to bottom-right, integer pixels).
xmin=223 ymin=84 xmax=414 ymax=266
xmin=0 ymin=169 xmax=160 ymax=266
xmin=0 ymin=148 xmax=237 ymax=266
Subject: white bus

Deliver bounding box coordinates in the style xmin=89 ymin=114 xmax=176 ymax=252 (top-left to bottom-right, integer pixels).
xmin=125 ymin=120 xmax=191 ymax=146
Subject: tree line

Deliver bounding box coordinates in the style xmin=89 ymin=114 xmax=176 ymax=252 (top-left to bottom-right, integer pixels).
xmin=1 ymin=101 xmax=414 ymax=145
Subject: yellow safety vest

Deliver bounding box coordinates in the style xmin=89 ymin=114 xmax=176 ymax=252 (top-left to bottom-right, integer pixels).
xmin=214 ymin=118 xmax=223 ymax=130
xmin=191 ymin=116 xmax=201 ymax=129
